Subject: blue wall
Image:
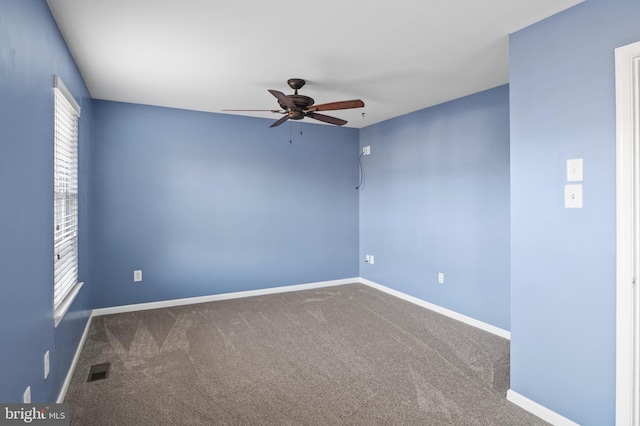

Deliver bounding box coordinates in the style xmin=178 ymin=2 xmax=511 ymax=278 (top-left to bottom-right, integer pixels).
xmin=91 ymin=101 xmax=359 ymax=308
xmin=5 ymin=2 xmax=634 ymax=423
xmin=0 ymin=0 xmax=93 ymax=403
xmin=509 ymin=0 xmax=640 ymax=424
xmin=359 ymin=85 xmax=511 ymax=330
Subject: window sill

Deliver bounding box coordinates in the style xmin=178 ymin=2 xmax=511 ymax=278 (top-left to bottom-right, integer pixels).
xmin=54 ymin=281 xmax=84 ymax=328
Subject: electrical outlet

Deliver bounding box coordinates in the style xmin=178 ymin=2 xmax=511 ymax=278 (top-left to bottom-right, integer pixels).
xmin=44 ymin=350 xmax=50 ymax=380
xmin=23 ymin=386 xmax=31 ymax=403
xmin=362 ymin=146 xmax=371 ymax=155
xmin=369 ymin=255 xmax=374 ymax=265
xmin=365 ymin=255 xmax=370 ymax=263
xmin=133 ymin=270 xmax=142 ymax=282
xmin=438 ymin=273 xmax=444 ymax=284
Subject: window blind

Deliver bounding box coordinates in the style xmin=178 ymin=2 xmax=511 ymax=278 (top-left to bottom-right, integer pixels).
xmin=53 ymin=76 xmax=81 ymax=315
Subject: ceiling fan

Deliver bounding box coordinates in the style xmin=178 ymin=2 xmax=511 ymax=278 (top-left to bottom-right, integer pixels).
xmin=223 ymin=79 xmax=365 ymax=128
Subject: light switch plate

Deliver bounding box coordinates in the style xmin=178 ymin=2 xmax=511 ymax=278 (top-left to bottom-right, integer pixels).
xmin=438 ymin=273 xmax=444 ymax=284
xmin=567 ymin=158 xmax=583 ymax=182
xmin=133 ymin=270 xmax=142 ymax=282
xmin=565 ymin=184 xmax=583 ymax=208
xmin=369 ymin=255 xmax=374 ymax=265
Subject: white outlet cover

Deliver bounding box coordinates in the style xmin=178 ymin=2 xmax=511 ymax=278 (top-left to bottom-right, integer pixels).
xmin=565 ymin=184 xmax=583 ymax=208
xmin=44 ymin=350 xmax=50 ymax=379
xmin=23 ymin=386 xmax=31 ymax=403
xmin=134 ymin=270 xmax=142 ymax=282
xmin=438 ymin=273 xmax=444 ymax=284
xmin=567 ymin=158 xmax=583 ymax=182
xmin=369 ymin=255 xmax=374 ymax=265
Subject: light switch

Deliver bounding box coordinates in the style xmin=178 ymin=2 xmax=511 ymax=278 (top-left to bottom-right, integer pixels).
xmin=567 ymin=159 xmax=583 ymax=182
xmin=565 ymin=184 xmax=583 ymax=208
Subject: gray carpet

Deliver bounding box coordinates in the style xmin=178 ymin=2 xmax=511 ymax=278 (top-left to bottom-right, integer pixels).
xmin=64 ymin=284 xmax=547 ymax=425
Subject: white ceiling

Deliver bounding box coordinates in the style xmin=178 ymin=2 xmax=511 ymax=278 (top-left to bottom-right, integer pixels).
xmin=46 ymin=0 xmax=582 ymax=129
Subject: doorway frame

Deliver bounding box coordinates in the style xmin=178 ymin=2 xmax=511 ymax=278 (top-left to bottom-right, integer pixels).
xmin=616 ymin=39 xmax=640 ymax=426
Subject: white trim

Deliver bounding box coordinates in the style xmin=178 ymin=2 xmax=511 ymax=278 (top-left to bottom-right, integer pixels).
xmin=507 ymin=390 xmax=580 ymax=426
xmin=57 ymin=313 xmax=93 ymax=403
xmin=91 ymin=278 xmax=359 ymax=317
xmin=54 ymin=281 xmax=84 ymax=328
xmin=616 ymin=39 xmax=640 ymax=426
xmin=53 ymin=75 xmax=81 ymax=116
xmin=59 ymin=277 xmax=510 ymax=405
xmin=91 ymin=277 xmax=509 ymax=340
xmin=358 ymin=278 xmax=511 ymax=339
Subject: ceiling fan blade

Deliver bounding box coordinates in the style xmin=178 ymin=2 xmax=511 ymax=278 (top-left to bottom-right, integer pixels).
xmin=306 ymin=112 xmax=347 ymax=126
xmin=268 ymin=89 xmax=297 ymax=108
xmin=307 ymin=99 xmax=364 ymax=112
xmin=222 ymin=109 xmax=282 ymax=113
xmin=269 ymin=115 xmax=290 ymax=128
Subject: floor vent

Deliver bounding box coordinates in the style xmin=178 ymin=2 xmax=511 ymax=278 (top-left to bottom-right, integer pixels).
xmin=87 ymin=363 xmax=110 ymax=382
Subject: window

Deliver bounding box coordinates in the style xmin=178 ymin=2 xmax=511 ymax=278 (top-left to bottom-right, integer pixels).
xmin=53 ymin=76 xmax=82 ymax=326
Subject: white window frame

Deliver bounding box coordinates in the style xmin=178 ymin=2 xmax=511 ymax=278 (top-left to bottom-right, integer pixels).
xmin=53 ymin=76 xmax=83 ymax=327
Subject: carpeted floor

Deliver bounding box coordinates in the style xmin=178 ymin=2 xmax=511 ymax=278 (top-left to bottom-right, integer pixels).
xmin=64 ymin=284 xmax=548 ymax=425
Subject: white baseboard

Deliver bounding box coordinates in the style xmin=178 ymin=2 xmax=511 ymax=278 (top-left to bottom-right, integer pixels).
xmin=91 ymin=277 xmax=511 ymax=339
xmin=57 ymin=278 xmax=356 ymax=401
xmin=62 ymin=276 xmax=507 ymax=404
xmin=57 ymin=313 xmax=93 ymax=403
xmin=358 ymin=278 xmax=511 ymax=340
xmin=56 ymin=280 xmax=580 ymax=424
xmin=91 ymin=277 xmax=360 ymax=318
xmin=507 ymin=389 xmax=580 ymax=425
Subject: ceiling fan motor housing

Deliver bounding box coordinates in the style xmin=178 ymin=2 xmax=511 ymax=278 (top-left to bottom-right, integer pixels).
xmin=280 ymin=95 xmax=315 ymax=120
